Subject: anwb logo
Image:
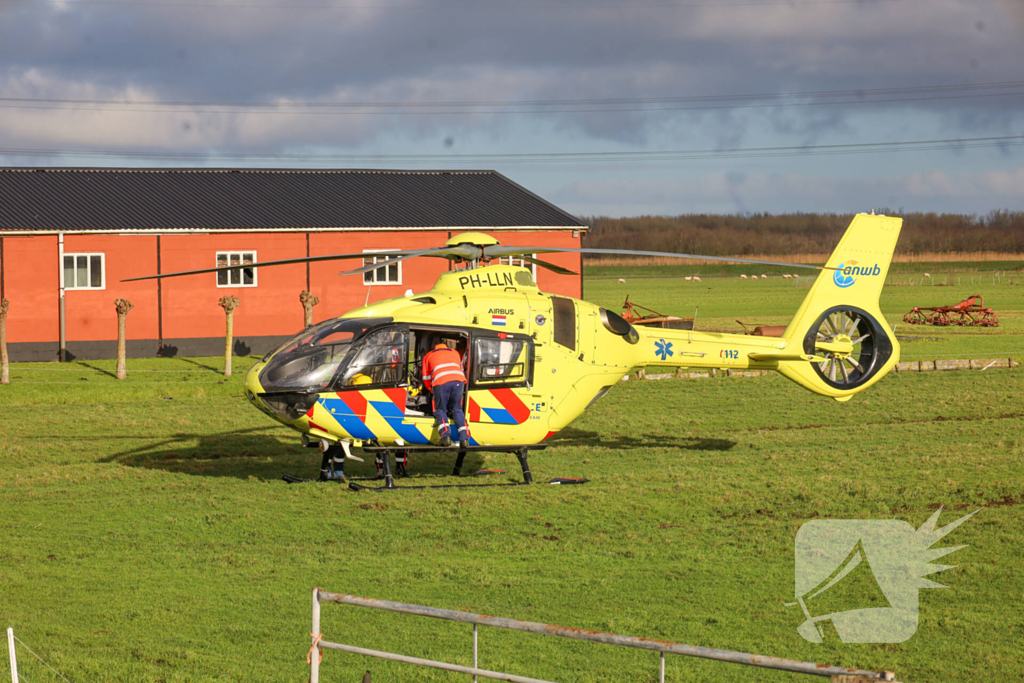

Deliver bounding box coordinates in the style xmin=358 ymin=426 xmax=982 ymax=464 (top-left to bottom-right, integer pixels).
xmin=788 ymin=509 xmax=976 ymax=643
xmin=833 ymin=260 xmax=881 ymax=288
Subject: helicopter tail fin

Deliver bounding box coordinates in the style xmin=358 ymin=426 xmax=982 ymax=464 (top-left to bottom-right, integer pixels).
xmin=776 ymin=213 xmax=902 ymax=401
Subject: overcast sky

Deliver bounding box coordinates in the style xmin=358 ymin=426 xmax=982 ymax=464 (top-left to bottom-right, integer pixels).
xmin=1 ymin=0 xmax=1022 ymax=216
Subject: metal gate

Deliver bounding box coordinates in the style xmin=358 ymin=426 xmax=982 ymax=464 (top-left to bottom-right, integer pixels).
xmin=308 ymin=589 xmax=898 ymax=683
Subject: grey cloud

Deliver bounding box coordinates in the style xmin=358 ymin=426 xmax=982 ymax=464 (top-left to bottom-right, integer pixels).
xmin=2 ymin=1 xmax=1021 ymax=112
xmin=0 ymin=0 xmax=1022 ymax=218
xmin=554 ymin=166 xmax=1024 ymax=216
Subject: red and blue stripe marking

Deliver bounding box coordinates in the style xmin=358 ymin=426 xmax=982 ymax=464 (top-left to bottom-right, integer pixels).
xmin=468 ymin=388 xmax=531 ymax=425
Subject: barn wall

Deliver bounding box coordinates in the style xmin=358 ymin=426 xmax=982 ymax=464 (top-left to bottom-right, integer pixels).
xmin=309 ymin=229 xmax=582 ymax=322
xmin=63 ymin=233 xmax=160 ymax=342
xmin=2 ymin=228 xmax=584 ymax=361
xmin=308 ymin=231 xmax=451 ymax=323
xmin=160 ymin=232 xmax=307 ymax=342
xmin=489 ymin=230 xmax=582 ymax=297
xmin=1 ymin=235 xmax=60 ymax=360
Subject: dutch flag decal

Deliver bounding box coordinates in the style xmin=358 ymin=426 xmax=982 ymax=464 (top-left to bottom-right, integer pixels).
xmin=491 ymin=315 xmax=507 ymax=326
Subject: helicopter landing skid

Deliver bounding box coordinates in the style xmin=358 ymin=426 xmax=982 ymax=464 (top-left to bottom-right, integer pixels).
xmin=353 ymin=444 xmax=577 ymax=491
xmin=364 ymin=444 xmax=545 ymax=482
xmin=280 ymin=469 xmax=510 ymax=485
xmin=349 ymin=477 xmax=589 ymax=492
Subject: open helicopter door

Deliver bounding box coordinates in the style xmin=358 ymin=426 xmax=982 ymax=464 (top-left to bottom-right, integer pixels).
xmin=399 ymin=326 xmax=473 ymax=442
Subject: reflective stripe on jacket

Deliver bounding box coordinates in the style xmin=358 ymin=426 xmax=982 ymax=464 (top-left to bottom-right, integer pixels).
xmin=422 ymin=345 xmax=467 ymax=391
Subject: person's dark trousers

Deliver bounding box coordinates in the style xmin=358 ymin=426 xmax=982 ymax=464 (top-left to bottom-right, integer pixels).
xmin=432 ymin=381 xmax=468 ymax=443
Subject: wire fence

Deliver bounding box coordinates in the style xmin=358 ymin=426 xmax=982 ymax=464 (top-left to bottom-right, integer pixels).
xmin=309 ymin=590 xmax=898 ymax=683
xmin=5 ymin=368 xmax=226 ymax=372
xmin=7 ymin=628 xmax=73 ymax=683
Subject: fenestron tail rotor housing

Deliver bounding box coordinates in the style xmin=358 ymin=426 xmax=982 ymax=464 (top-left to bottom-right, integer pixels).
xmin=802 ymin=306 xmax=894 ymax=390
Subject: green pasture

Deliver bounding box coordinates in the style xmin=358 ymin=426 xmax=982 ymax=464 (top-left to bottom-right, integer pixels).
xmin=1 ymin=268 xmax=1023 ymax=683
xmin=585 ymin=262 xmax=1024 ymax=361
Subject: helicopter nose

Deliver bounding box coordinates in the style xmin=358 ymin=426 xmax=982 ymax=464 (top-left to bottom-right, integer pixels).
xmin=243 ymin=361 xmax=267 ymax=405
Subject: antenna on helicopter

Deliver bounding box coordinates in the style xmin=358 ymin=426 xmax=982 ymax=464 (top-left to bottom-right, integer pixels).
xmin=690 ymin=306 xmax=698 ymax=344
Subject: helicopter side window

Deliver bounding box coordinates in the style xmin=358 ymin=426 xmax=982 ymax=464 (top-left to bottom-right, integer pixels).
xmin=551 ymin=297 xmax=576 ymax=351
xmin=335 ymin=327 xmax=408 ymax=389
xmin=473 ymin=337 xmax=531 ymax=386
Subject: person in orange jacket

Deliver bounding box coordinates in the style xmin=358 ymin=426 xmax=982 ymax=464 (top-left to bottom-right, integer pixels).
xmin=422 ymin=338 xmax=469 ymax=448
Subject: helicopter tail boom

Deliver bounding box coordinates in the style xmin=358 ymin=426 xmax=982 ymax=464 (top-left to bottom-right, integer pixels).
xmin=630 ymin=214 xmax=901 ymax=401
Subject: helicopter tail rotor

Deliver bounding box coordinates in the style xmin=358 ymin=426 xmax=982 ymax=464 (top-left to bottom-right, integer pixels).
xmin=775 ymin=214 xmax=903 ymax=401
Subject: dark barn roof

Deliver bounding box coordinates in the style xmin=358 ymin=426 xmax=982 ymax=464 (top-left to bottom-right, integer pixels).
xmin=0 ymin=168 xmax=585 ymax=232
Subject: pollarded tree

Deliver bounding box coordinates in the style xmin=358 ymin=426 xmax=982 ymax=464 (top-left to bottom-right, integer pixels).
xmin=300 ymin=290 xmax=320 ymax=329
xmin=114 ymin=298 xmax=134 ymax=380
xmin=218 ymin=295 xmax=240 ymax=377
xmin=0 ymin=298 xmax=9 ymax=385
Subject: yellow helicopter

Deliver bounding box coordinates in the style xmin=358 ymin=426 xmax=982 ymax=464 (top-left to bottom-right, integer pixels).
xmin=128 ymin=213 xmax=902 ymax=489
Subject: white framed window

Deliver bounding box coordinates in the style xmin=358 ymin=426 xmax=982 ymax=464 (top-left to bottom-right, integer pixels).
xmin=64 ymin=253 xmax=105 ymax=290
xmin=216 ymin=251 xmax=257 ymax=287
xmin=498 ymin=255 xmax=537 ymax=277
xmin=362 ymin=250 xmax=402 ymax=285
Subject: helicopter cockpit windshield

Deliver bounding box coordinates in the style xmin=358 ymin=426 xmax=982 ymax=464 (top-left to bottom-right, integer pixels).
xmin=336 ymin=327 xmax=409 ymax=388
xmin=258 ymin=317 xmax=392 ymax=393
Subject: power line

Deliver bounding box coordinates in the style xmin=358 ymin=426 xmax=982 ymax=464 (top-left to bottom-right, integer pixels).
xmin=4 ymin=79 xmax=1021 ymax=110
xmin=2 ymin=90 xmax=1022 ymax=117
xmin=1 ymin=134 xmax=1020 ymax=165
xmin=0 ymin=0 xmax=915 ymax=11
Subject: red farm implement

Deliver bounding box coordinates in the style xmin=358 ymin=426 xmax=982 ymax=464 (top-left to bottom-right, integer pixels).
xmin=621 ymin=295 xmax=694 ymax=330
xmin=903 ymin=294 xmax=999 ymax=327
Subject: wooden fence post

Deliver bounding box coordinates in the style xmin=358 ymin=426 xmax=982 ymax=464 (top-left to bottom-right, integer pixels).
xmin=219 ymin=296 xmax=240 ymax=377
xmin=0 ymin=298 xmax=9 ymax=385
xmin=217 ymin=294 xmax=238 ymax=376
xmin=114 ymin=298 xmax=134 ymax=380
xmin=300 ymin=290 xmax=320 ymax=329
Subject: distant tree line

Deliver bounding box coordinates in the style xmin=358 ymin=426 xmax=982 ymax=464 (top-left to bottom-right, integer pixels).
xmin=580 ymin=210 xmax=1024 ymax=256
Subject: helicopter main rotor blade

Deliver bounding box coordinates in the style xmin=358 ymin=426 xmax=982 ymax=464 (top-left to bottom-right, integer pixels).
xmin=483 ymin=245 xmax=834 ymax=271
xmin=517 ymin=255 xmax=577 ymax=276
xmin=120 ymin=246 xmax=466 ymax=282
xmin=336 ymin=246 xmax=480 ymax=277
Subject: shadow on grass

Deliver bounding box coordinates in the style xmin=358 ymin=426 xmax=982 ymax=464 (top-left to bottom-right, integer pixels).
xmin=100 ymin=426 xmax=489 ymax=481
xmin=165 ymin=357 xmax=222 ymax=373
xmin=550 ymin=428 xmax=736 ymax=452
xmin=78 ymin=361 xmax=118 ymax=379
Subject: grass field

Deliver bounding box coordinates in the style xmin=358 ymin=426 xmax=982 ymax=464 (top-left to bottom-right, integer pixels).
xmin=2 ymin=268 xmax=1023 ymax=683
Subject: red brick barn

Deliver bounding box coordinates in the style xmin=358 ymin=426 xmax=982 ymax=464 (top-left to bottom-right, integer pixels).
xmin=0 ymin=168 xmax=587 ymax=361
